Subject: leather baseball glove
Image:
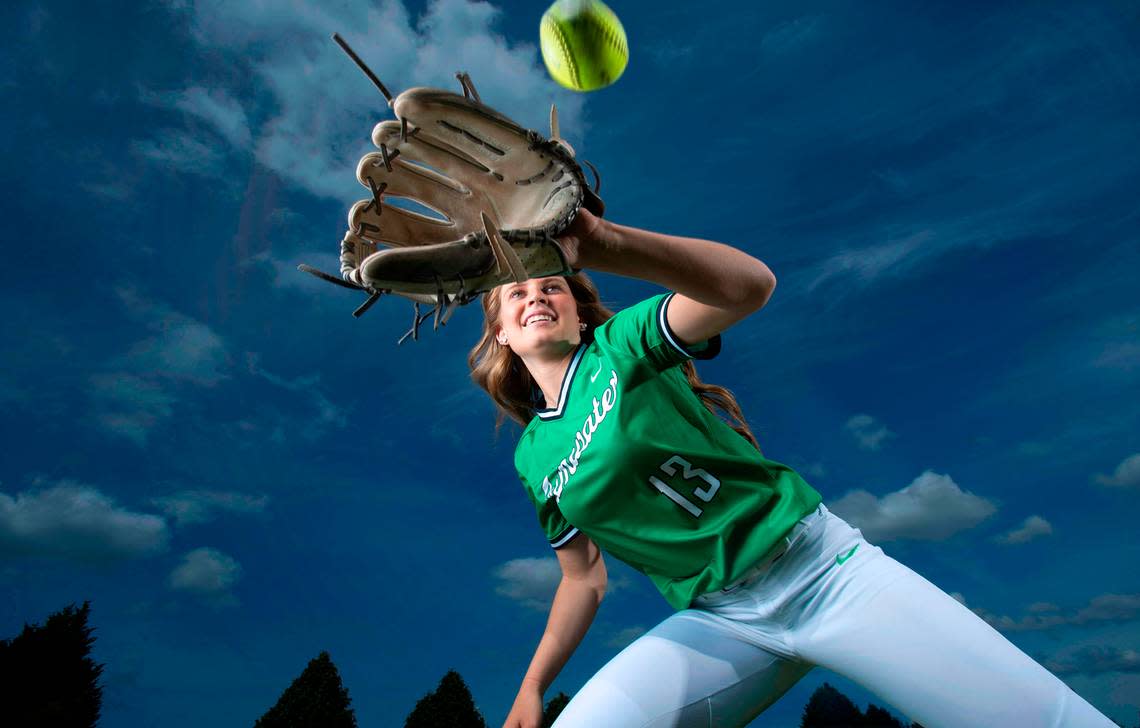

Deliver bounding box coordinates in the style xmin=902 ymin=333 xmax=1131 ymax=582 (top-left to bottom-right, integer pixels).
xmin=300 ymin=34 xmax=604 ymax=343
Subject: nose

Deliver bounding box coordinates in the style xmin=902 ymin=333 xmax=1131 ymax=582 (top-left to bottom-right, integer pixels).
xmin=526 ymin=283 xmax=548 ymax=305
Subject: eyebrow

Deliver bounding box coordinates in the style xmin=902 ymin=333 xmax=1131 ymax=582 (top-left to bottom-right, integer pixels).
xmin=505 ymin=278 xmax=562 ymax=293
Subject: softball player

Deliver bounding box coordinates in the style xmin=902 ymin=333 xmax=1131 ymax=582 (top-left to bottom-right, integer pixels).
xmin=470 ymin=209 xmax=1115 ymax=728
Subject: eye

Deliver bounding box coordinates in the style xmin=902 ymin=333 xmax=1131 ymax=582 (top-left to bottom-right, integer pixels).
xmin=543 ymin=283 xmax=564 ymax=293
xmin=508 ymin=289 xmax=524 ymax=299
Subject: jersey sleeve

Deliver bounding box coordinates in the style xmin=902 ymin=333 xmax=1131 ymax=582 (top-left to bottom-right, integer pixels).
xmin=594 ymin=292 xmax=722 ymax=371
xmin=520 ymin=474 xmax=580 ymax=549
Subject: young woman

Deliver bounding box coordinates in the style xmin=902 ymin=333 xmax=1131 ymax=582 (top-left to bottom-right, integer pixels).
xmin=469 ymin=209 xmax=1114 ymax=728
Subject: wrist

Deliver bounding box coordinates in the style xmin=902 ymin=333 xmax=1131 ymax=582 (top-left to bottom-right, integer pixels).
xmin=520 ymin=676 xmax=546 ymax=694
xmin=574 ymin=217 xmax=616 ymax=270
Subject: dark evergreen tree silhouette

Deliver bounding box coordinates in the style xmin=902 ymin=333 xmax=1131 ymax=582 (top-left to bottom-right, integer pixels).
xmin=404 ymin=669 xmax=487 ymax=728
xmin=799 ymin=682 xmax=866 ymax=728
xmin=541 ymin=691 xmax=571 ymax=727
xmin=0 ymin=601 xmax=104 ymax=728
xmin=254 ymin=651 xmax=357 ymax=727
xmin=864 ymin=703 xmax=906 ymax=727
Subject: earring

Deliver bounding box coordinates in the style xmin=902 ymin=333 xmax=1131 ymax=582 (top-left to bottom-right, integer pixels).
xmin=497 ymin=335 xmax=508 ymax=345
xmin=579 ymin=322 xmax=587 ymax=331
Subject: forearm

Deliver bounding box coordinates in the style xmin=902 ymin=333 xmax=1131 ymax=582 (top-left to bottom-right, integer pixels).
xmin=519 ymin=576 xmax=604 ymax=694
xmin=577 ymin=219 xmax=775 ymax=309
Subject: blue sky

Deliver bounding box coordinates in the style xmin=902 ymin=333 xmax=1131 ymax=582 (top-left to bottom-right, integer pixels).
xmin=2 ymin=0 xmax=1138 ymax=725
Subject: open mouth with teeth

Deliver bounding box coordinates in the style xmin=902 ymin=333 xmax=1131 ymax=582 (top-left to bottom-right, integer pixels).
xmin=523 ymin=313 xmax=557 ymax=327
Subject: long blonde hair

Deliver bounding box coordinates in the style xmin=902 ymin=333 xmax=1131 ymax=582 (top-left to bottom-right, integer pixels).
xmin=467 ymin=273 xmax=761 ymax=450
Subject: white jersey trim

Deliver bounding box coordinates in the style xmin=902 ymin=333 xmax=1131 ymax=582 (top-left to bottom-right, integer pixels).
xmin=536 ymin=344 xmax=587 ymax=421
xmin=551 ymin=527 xmax=580 ymax=549
xmin=658 ymin=292 xmax=693 ymax=358
xmin=658 ymin=292 xmax=721 ymax=361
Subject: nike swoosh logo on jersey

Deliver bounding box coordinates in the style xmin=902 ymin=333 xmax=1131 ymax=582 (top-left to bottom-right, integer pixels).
xmin=836 ymin=544 xmax=859 ymax=565
xmin=589 ymin=362 xmax=603 ymax=382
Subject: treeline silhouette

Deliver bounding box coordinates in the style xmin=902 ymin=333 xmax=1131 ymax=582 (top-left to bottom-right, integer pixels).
xmin=5 ymin=602 xmax=1139 ymax=727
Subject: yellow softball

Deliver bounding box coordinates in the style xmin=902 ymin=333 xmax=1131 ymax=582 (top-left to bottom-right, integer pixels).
xmin=540 ymin=0 xmax=629 ymax=92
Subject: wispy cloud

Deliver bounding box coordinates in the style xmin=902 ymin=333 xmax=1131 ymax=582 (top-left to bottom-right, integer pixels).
xmin=843 ymin=414 xmax=896 ymax=452
xmin=162 ymin=0 xmax=587 ymax=201
xmin=131 ymin=129 xmax=229 ymax=178
xmin=168 ymin=547 xmax=243 ymax=607
xmin=89 ymin=287 xmax=230 ymax=445
xmin=1095 ymin=453 xmax=1140 ymax=488
xmin=89 ymin=373 xmax=178 ymax=447
xmin=0 ymin=480 xmax=169 ymax=562
xmin=1046 ymin=645 xmax=1140 ymax=676
xmin=132 ymin=86 xmax=252 ymax=179
xmin=962 ymin=593 xmax=1140 ymax=633
xmin=760 ymin=15 xmax=823 ymax=55
xmin=829 ymin=470 xmax=996 ymax=542
xmin=493 ymin=556 xmax=561 ymax=612
xmin=995 ymin=515 xmax=1053 ymax=545
xmin=152 ymin=491 xmax=270 ymax=527
xmin=112 ymin=287 xmax=229 ymax=386
xmin=244 ymin=354 xmax=347 ymax=441
xmin=809 ymin=232 xmax=929 ymax=292
xmin=160 ymin=87 xmax=252 ymax=149
xmin=605 ymin=626 xmax=646 ymax=649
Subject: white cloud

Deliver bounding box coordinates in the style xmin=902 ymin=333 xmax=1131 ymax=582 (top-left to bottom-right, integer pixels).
xmin=809 ymin=232 xmax=929 ymax=291
xmin=1046 ymin=645 xmax=1140 ymax=676
xmin=89 ymin=373 xmax=178 ymax=447
xmin=244 ymin=354 xmax=347 ymax=441
xmin=152 ymin=491 xmax=269 ymax=526
xmin=112 ymin=287 xmax=229 ymax=385
xmin=1072 ymin=594 xmax=1140 ymax=626
xmin=90 ymin=288 xmax=230 ymax=444
xmin=829 ymin=470 xmax=996 ymax=542
xmin=164 ymin=0 xmax=587 ymax=200
xmin=964 ymin=593 xmax=1140 ymax=633
xmin=170 ymin=87 xmax=251 ymax=149
xmin=1094 ymin=341 xmax=1140 ymax=371
xmin=1095 ymin=453 xmax=1140 ymax=488
xmin=0 ymin=481 xmax=169 ymax=562
xmin=493 ymin=556 xmax=561 ymax=611
xmin=843 ymin=414 xmax=896 ymax=452
xmin=996 ymin=515 xmax=1053 ymax=545
xmin=135 ymin=85 xmax=252 ymax=167
xmin=131 ymin=129 xmax=229 ymax=178
xmin=761 ymin=15 xmax=823 ymax=55
xmin=606 ymin=626 xmax=646 ymax=649
xmin=169 ymin=547 xmax=242 ymax=600
xmin=252 ymin=250 xmax=343 ymax=292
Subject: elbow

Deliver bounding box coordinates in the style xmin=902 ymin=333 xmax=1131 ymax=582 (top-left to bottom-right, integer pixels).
xmin=741 ymin=264 xmax=776 ymax=312
xmin=593 ymin=566 xmax=608 ymax=604
xmin=758 ymin=267 xmax=776 ymax=306
xmin=590 ymin=562 xmax=607 ymax=604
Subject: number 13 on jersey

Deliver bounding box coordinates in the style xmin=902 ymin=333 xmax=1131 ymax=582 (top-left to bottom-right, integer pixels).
xmin=648 ymin=455 xmax=721 ymax=518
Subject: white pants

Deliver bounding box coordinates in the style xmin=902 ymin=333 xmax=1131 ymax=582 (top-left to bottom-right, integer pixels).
xmin=554 ymin=505 xmax=1115 ymax=728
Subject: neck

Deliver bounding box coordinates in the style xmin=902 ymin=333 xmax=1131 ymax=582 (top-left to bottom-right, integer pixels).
xmin=521 ymin=342 xmax=579 ymax=409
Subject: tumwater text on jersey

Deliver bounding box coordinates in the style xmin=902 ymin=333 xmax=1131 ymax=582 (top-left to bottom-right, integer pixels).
xmin=542 ymin=369 xmax=619 ymax=502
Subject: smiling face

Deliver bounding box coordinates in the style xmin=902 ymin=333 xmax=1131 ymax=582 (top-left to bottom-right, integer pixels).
xmin=496 ymin=276 xmax=582 ymax=357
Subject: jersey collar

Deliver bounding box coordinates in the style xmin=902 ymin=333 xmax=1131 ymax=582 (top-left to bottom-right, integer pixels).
xmin=535 ymin=343 xmax=587 ymax=421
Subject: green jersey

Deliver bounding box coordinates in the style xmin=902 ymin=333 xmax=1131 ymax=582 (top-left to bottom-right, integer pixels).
xmin=515 ymin=293 xmax=822 ymax=610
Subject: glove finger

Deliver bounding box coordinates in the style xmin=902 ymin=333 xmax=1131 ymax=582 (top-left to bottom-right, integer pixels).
xmin=376 ymin=101 xmax=583 ymax=234
xmin=359 ymin=236 xmax=570 ymax=298
xmin=348 ymin=198 xmax=463 ymax=247
xmin=393 ymin=89 xmax=529 ymax=168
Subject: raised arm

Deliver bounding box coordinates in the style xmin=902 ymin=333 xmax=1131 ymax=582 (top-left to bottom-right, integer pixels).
xmin=558 ymin=208 xmax=777 ymax=345
xmin=502 ymin=533 xmax=607 ymax=728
